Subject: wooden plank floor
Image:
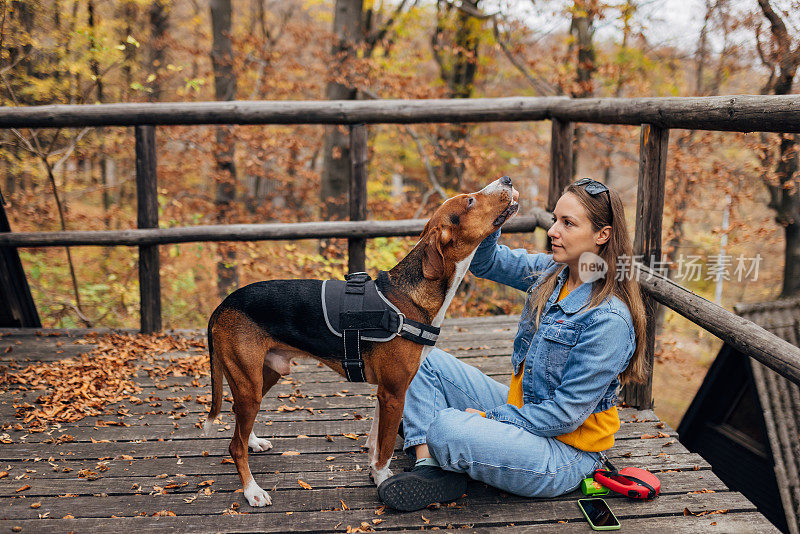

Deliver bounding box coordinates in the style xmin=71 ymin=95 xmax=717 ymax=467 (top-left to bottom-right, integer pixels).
xmin=0 ymin=316 xmax=778 ymax=533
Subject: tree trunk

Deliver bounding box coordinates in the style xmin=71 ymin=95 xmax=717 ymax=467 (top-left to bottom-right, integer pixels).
xmin=88 ymin=1 xmax=113 ymax=228
xmin=148 ymin=0 xmax=169 ymax=102
xmin=603 ymin=1 xmax=633 ymax=186
xmin=569 ymin=3 xmax=596 ymax=179
xmin=320 ymin=0 xmax=364 ymax=227
xmin=431 ymin=0 xmax=481 ymax=190
xmin=756 ymin=0 xmax=800 ymax=297
xmin=784 ymin=221 xmax=800 ymax=295
xmin=210 ymin=0 xmax=239 ymax=298
xmin=120 ymin=0 xmax=138 ymax=101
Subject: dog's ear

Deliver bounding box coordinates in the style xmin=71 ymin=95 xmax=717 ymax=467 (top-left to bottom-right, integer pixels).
xmin=422 ymin=226 xmax=452 ymax=280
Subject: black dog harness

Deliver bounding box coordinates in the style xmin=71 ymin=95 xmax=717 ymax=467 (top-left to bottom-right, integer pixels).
xmin=321 ymin=272 xmax=440 ymax=382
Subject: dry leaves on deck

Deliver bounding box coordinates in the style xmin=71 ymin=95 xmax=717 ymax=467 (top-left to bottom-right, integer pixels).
xmin=684 ymin=508 xmax=729 ymax=516
xmin=1 ymin=332 xmax=207 ymax=429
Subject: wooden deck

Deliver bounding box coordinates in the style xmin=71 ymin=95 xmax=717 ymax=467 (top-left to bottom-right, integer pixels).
xmin=0 ymin=315 xmax=779 ymax=533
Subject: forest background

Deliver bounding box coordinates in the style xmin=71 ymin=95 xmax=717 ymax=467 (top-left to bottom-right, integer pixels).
xmin=2 ymin=0 xmax=799 ymax=426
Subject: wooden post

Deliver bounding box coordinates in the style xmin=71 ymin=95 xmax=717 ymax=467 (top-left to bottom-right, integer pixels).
xmin=547 ymin=119 xmax=574 ymax=250
xmin=348 ymin=123 xmax=367 ymax=274
xmin=623 ymin=124 xmax=669 ymax=409
xmin=135 ymin=125 xmax=162 ymax=333
xmin=0 ymin=198 xmax=41 ymax=327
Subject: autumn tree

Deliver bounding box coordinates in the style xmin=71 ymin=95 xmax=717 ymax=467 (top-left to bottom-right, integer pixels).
xmin=431 ymin=0 xmax=484 ymax=190
xmin=567 ymin=0 xmax=600 ymax=178
xmin=754 ymin=0 xmax=800 ymax=296
xmin=210 ymin=0 xmax=239 ymax=297
xmin=320 ymin=0 xmax=365 ymax=230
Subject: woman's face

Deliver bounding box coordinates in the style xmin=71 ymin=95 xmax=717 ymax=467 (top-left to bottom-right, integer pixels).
xmin=547 ymin=192 xmax=610 ymax=267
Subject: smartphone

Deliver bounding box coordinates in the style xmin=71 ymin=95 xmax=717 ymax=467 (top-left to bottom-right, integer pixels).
xmin=577 ymin=498 xmax=621 ymax=531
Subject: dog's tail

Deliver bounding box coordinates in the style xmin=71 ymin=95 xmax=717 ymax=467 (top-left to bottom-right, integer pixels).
xmin=203 ymin=307 xmax=224 ymax=437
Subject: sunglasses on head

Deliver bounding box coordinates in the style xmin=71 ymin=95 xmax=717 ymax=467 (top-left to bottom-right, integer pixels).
xmin=573 ymin=178 xmax=613 ymax=223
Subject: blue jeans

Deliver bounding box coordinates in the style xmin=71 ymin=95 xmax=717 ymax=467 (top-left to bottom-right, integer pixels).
xmin=402 ymin=348 xmax=605 ymax=498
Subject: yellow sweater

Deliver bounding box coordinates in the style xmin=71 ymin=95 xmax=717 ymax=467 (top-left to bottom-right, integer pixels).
xmin=504 ymin=282 xmax=619 ymax=452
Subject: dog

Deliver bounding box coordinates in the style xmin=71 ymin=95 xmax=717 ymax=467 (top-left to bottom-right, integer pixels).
xmin=204 ymin=176 xmax=520 ymax=507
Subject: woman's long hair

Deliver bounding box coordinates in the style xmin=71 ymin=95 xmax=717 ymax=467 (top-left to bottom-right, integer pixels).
xmin=526 ymin=182 xmax=648 ymax=385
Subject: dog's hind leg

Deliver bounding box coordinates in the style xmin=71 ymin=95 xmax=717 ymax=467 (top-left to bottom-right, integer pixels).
xmin=247 ymin=366 xmax=281 ymax=453
xmin=218 ymin=315 xmax=272 ymax=507
xmin=231 ymin=394 xmax=271 ymax=507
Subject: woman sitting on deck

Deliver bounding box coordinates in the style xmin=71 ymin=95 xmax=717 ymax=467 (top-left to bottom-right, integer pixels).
xmin=378 ymin=178 xmax=648 ymax=511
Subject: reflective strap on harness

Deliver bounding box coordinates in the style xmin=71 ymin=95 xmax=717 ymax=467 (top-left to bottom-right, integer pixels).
xmin=399 ymin=317 xmax=440 ymax=346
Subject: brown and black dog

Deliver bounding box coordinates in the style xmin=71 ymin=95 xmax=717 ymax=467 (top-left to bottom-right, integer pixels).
xmin=204 ymin=177 xmax=519 ymax=507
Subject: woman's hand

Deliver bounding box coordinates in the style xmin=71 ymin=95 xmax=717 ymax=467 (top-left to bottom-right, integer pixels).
xmin=464 ymin=408 xmax=482 ymax=414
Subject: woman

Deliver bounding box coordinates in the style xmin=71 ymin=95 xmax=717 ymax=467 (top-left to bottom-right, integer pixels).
xmin=377 ymin=178 xmax=647 ymax=511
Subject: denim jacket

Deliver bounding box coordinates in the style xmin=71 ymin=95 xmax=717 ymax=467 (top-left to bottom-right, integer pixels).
xmin=469 ymin=229 xmax=636 ymax=437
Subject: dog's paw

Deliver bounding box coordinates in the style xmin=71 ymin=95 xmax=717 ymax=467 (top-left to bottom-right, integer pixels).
xmin=248 ymin=432 xmax=273 ymax=452
xmin=371 ymin=465 xmax=393 ymax=487
xmin=244 ymin=480 xmax=272 ymax=507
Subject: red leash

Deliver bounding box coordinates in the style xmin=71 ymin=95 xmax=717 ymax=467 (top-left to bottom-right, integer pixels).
xmin=593 ymin=459 xmax=661 ymax=500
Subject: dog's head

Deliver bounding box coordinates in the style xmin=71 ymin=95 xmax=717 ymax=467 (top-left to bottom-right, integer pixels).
xmin=420 ymin=176 xmax=519 ymax=280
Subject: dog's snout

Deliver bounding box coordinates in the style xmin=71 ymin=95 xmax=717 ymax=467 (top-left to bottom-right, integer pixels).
xmin=500 ymin=176 xmax=512 ymax=187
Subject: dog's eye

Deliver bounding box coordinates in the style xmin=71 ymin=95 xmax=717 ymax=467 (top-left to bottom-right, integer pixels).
xmin=466 ymin=197 xmax=475 ymax=209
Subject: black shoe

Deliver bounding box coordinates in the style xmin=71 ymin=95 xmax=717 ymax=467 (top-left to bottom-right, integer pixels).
xmin=377 ymin=464 xmax=467 ymax=511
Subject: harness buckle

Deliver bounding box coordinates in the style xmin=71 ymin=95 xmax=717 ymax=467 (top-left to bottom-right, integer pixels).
xmin=395 ymin=312 xmax=405 ymax=335
xmin=344 ymin=272 xmax=370 ymax=283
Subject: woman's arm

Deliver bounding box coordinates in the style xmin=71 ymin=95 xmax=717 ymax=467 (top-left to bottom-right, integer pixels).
xmin=469 ymin=229 xmax=555 ymax=292
xmin=483 ymin=310 xmax=634 ymax=435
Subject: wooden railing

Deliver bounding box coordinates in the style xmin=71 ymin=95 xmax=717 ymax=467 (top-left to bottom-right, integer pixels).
xmin=1 ymin=95 xmax=800 ymax=409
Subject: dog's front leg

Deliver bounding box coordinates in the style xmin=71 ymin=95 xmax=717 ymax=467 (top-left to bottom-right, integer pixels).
xmin=365 ymin=398 xmax=380 ymax=466
xmin=371 ymin=385 xmax=404 ymax=487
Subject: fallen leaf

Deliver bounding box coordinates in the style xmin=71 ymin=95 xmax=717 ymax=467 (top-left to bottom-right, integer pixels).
xmin=697 ymin=509 xmax=728 ymax=517
xmin=343 ymin=433 xmax=359 ymax=440
xmin=340 ymin=499 xmax=349 ymax=510
xmin=374 ymin=505 xmax=385 ymax=515
xmin=152 ymin=510 xmax=176 ymax=517
xmin=30 ymin=502 xmax=41 ymax=509
xmin=15 ymin=484 xmax=30 ymax=492
xmin=326 ymin=456 xmax=335 ymax=461
xmin=281 ymin=451 xmax=300 ymax=456
xmin=221 ymin=458 xmax=234 ymax=464
xmin=297 ymin=479 xmax=312 ymax=490
xmin=421 ymin=513 xmax=430 ymax=523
